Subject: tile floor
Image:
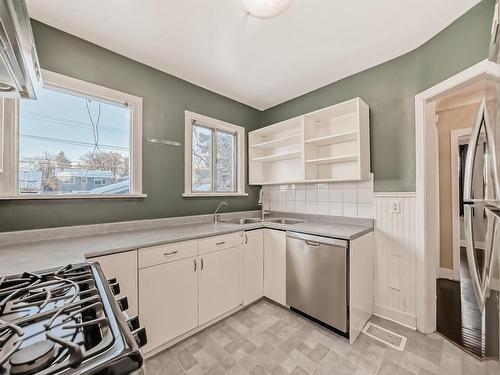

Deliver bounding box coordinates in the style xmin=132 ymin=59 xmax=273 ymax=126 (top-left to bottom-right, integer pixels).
xmin=146 ymin=299 xmax=500 ymax=375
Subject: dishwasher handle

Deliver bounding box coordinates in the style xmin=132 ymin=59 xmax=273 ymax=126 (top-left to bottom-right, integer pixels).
xmin=305 ymin=240 xmax=321 ymax=247
xmin=286 ymin=231 xmax=348 ymax=248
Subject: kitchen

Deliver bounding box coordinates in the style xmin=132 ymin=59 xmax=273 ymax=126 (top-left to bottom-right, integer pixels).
xmin=0 ymin=0 xmax=499 ymax=374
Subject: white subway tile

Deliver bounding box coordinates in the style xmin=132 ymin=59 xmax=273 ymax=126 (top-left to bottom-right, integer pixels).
xmin=318 ymin=203 xmax=329 ymax=215
xmin=306 ymin=201 xmax=317 ymax=214
xmin=278 ymin=190 xmax=287 ymax=201
xmin=295 ymin=200 xmax=306 ymax=213
xmin=295 ymin=189 xmax=306 ymax=201
xmin=357 ymin=188 xmax=373 ymax=203
xmin=317 ymin=183 xmax=329 ymax=189
xmin=306 ymin=189 xmax=317 ymax=202
xmin=317 ymin=189 xmax=329 ymax=202
xmin=329 ymin=182 xmax=342 ymax=189
xmin=330 ymin=188 xmax=342 ymax=202
xmin=330 ymin=202 xmax=343 ymax=216
xmin=270 ymin=189 xmax=279 ymax=200
xmin=286 ymin=200 xmax=296 ymax=212
xmin=306 ymin=183 xmax=317 ymax=190
xmin=343 ymin=182 xmax=358 ymax=189
xmin=279 ymin=184 xmax=288 ymax=191
xmin=277 ymin=200 xmax=286 ymax=210
xmin=343 ymin=203 xmax=358 ymax=217
xmin=270 ymin=200 xmax=279 ymax=210
xmin=287 ymin=189 xmax=296 ymax=201
xmin=357 ymin=203 xmax=373 ymax=218
xmin=343 ymin=188 xmax=357 ymax=203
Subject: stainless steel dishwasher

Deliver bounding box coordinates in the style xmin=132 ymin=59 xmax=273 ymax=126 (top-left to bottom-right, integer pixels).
xmin=286 ymin=231 xmax=348 ymax=333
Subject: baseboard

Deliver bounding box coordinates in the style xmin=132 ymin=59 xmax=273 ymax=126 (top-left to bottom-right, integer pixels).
xmin=438 ymin=267 xmax=454 ymax=280
xmin=373 ymin=304 xmax=417 ymax=330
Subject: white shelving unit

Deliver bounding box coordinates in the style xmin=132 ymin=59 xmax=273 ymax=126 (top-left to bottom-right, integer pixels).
xmin=249 ymin=116 xmax=304 ymax=185
xmin=249 ymin=97 xmax=370 ymax=185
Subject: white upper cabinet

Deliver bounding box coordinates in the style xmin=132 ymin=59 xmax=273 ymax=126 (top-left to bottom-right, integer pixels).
xmin=249 ymin=97 xmax=370 ymax=184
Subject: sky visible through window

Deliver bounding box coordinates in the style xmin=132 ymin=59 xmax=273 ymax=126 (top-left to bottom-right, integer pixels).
xmin=19 ymin=86 xmax=131 ymax=195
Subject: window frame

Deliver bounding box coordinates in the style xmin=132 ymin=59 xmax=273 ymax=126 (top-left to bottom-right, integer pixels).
xmin=0 ymin=69 xmax=145 ymax=199
xmin=183 ymin=111 xmax=247 ymax=197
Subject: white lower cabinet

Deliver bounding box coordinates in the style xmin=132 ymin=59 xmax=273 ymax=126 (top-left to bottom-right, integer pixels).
xmin=263 ymin=229 xmax=286 ymax=305
xmin=139 ymin=257 xmax=198 ymax=352
xmin=87 ymin=250 xmax=138 ymax=316
xmin=199 ymin=246 xmax=242 ymax=325
xmin=243 ymin=229 xmax=264 ymax=305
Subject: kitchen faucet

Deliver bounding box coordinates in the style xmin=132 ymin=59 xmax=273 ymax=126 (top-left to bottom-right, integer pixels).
xmin=214 ymin=201 xmax=228 ymax=223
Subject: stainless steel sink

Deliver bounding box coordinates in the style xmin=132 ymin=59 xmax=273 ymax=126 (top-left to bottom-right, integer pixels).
xmin=221 ymin=218 xmax=262 ymax=225
xmin=265 ymin=218 xmax=304 ymax=225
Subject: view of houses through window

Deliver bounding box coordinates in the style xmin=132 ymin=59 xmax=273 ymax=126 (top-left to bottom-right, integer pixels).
xmin=19 ymin=85 xmax=131 ymax=195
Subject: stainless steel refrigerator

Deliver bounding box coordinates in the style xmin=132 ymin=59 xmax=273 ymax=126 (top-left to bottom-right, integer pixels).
xmin=462 ymin=0 xmax=500 ymax=360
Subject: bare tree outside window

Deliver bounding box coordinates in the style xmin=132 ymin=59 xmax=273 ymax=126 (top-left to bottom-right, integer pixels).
xmin=191 ymin=124 xmax=236 ymax=193
xmin=18 ymin=85 xmax=131 ymax=195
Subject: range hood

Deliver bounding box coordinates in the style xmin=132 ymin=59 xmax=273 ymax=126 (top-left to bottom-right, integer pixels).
xmin=0 ymin=0 xmax=41 ymax=99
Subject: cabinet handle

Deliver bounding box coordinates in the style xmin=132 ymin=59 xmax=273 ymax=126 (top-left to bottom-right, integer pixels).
xmin=163 ymin=251 xmax=178 ymax=257
xmin=201 ymin=258 xmax=204 ymax=270
xmin=194 ymin=259 xmax=197 ymax=271
xmin=245 ymin=234 xmax=248 ymax=244
xmin=216 ymin=241 xmax=226 ymax=246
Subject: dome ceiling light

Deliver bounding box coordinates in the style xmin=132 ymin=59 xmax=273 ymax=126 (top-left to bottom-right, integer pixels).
xmin=238 ymin=0 xmax=295 ymax=19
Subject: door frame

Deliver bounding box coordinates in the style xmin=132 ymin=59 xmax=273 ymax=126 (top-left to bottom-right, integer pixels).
xmin=450 ymin=128 xmax=472 ymax=281
xmin=414 ymin=58 xmax=500 ymax=333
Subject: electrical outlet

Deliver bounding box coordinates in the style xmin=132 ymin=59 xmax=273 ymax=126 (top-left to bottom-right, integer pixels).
xmin=391 ymin=201 xmax=401 ymax=214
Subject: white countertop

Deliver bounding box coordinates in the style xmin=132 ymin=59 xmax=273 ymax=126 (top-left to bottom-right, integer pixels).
xmin=0 ymin=214 xmax=373 ymax=276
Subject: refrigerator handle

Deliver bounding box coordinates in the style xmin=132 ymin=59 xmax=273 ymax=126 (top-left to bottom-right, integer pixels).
xmin=464 ymin=205 xmax=499 ymax=313
xmin=464 ymin=96 xmax=500 ymax=202
xmin=463 ymin=97 xmax=486 ymax=202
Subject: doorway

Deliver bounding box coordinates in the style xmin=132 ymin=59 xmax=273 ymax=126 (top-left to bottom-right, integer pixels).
xmin=426 ymin=75 xmax=499 ymax=359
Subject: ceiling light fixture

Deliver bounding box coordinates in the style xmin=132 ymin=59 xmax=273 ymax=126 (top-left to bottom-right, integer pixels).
xmin=238 ymin=0 xmax=294 ymax=19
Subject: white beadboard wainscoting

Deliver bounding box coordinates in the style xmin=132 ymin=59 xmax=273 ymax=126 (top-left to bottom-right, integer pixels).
xmin=373 ymin=193 xmax=418 ymax=329
xmin=261 ymin=175 xmax=374 ymax=218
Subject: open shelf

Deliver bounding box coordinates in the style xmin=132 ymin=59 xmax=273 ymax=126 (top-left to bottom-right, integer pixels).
xmin=251 ymin=133 xmax=302 ymax=149
xmin=305 ymin=155 xmax=358 ymax=165
xmin=249 ymin=97 xmax=370 ymax=185
xmin=305 ymin=131 xmax=358 ymax=146
xmin=251 ymin=151 xmax=302 ymax=163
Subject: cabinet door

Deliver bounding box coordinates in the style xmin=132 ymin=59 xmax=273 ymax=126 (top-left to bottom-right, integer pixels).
xmin=199 ymin=246 xmax=242 ymax=325
xmin=88 ymin=251 xmax=138 ymax=316
xmin=139 ymin=257 xmax=198 ymax=352
xmin=264 ymin=229 xmax=286 ymax=305
xmin=243 ymin=230 xmax=264 ymax=305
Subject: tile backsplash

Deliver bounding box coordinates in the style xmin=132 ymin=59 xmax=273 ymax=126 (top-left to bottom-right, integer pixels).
xmin=262 ymin=175 xmax=373 ymax=218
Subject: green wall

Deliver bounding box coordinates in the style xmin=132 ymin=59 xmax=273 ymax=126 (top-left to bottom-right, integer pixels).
xmin=0 ymin=0 xmax=495 ymax=231
xmin=0 ymin=20 xmax=262 ymax=232
xmin=260 ymin=0 xmax=495 ymax=192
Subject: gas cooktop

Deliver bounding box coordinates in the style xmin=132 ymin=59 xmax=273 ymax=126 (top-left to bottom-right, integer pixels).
xmin=0 ymin=263 xmax=146 ymax=375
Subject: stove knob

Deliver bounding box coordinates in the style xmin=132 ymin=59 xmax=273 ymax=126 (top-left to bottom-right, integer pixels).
xmin=116 ymin=295 xmax=129 ymax=312
xmin=126 ymin=315 xmax=140 ymax=331
xmin=108 ymin=277 xmax=117 ymax=284
xmin=109 ymin=282 xmax=121 ymax=295
xmin=132 ymin=326 xmax=148 ymax=348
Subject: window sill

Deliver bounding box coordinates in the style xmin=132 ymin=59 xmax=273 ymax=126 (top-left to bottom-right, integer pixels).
xmin=182 ymin=192 xmax=248 ymax=198
xmin=0 ymin=194 xmax=148 ymax=201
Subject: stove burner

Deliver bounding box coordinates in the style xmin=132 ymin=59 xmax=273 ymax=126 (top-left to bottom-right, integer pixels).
xmin=9 ymin=340 xmax=55 ymax=375
xmin=0 ymin=263 xmax=145 ymax=375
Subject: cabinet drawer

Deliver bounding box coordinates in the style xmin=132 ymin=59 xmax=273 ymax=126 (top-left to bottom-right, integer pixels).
xmin=198 ymin=232 xmax=242 ymax=255
xmin=139 ymin=240 xmax=198 ymax=269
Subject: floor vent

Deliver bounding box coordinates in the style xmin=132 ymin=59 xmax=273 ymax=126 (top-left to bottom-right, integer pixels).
xmin=361 ymin=322 xmax=408 ymax=351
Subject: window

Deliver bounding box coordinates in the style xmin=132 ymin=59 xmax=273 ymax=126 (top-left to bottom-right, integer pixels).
xmin=184 ymin=111 xmax=246 ymax=196
xmin=0 ymin=70 xmax=143 ymax=198
xmin=61 ymin=177 xmax=75 ymax=185
xmin=93 ymin=178 xmax=106 ymax=186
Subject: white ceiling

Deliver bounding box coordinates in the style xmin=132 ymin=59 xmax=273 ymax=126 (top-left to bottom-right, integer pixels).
xmin=27 ymin=0 xmax=482 ymax=110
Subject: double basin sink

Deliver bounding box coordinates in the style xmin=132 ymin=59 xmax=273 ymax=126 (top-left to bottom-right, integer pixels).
xmin=221 ymin=217 xmax=304 ymax=225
